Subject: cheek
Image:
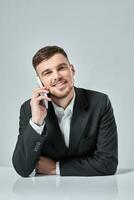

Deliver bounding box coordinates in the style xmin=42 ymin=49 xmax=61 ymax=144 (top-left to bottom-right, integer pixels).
xmin=42 ymin=79 xmax=50 ymax=88
xmin=65 ymin=70 xmax=74 ymax=79
xmin=68 ymin=72 xmax=74 ymax=82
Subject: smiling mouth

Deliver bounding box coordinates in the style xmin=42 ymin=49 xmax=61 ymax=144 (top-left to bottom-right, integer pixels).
xmin=53 ymin=81 xmax=67 ymax=88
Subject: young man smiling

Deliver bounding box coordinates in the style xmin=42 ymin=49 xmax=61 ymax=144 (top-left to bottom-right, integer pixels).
xmin=12 ymin=46 xmax=118 ymax=177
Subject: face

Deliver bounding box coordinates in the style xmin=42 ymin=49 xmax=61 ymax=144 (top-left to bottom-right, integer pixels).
xmin=36 ymin=53 xmax=75 ymax=100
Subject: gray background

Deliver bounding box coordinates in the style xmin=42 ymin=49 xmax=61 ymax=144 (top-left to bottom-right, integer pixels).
xmin=0 ymin=0 xmax=133 ymax=169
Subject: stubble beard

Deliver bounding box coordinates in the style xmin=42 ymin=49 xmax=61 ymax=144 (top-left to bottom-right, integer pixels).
xmin=50 ymin=85 xmax=74 ymax=100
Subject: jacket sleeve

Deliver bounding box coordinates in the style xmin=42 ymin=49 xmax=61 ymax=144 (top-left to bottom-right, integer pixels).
xmin=60 ymin=96 xmax=118 ymax=176
xmin=12 ymin=104 xmax=46 ymax=177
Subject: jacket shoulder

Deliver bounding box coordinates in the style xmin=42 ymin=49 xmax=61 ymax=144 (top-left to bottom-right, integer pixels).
xmin=76 ymin=87 xmax=108 ymax=100
xmin=75 ymin=87 xmax=110 ymax=109
xmin=20 ymin=99 xmax=31 ymax=119
xmin=21 ymin=99 xmax=31 ymax=109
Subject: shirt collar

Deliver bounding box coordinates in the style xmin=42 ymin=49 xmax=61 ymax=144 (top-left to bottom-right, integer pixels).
xmin=52 ymin=92 xmax=76 ymax=119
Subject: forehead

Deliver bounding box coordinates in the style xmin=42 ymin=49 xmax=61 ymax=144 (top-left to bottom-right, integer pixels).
xmin=36 ymin=54 xmax=69 ymax=71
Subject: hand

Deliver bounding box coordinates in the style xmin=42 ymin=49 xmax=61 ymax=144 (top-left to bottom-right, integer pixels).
xmin=30 ymin=87 xmax=51 ymax=126
xmin=35 ymin=156 xmax=56 ymax=175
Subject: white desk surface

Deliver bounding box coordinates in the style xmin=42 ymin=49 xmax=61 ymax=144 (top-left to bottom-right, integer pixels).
xmin=0 ymin=167 xmax=134 ymax=200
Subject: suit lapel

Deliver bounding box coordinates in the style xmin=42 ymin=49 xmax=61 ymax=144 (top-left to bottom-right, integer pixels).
xmin=44 ymin=88 xmax=90 ymax=156
xmin=68 ymin=88 xmax=89 ymax=155
xmin=45 ymin=102 xmax=68 ymax=155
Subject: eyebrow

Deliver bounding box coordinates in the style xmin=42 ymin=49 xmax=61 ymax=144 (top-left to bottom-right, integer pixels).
xmin=41 ymin=69 xmax=50 ymax=76
xmin=41 ymin=63 xmax=68 ymax=76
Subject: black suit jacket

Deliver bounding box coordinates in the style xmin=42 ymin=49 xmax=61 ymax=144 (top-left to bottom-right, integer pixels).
xmin=12 ymin=87 xmax=118 ymax=177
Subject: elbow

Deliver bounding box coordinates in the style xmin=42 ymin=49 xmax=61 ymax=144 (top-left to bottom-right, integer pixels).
xmin=12 ymin=155 xmax=32 ymax=177
xmin=12 ymin=161 xmax=30 ymax=177
xmin=104 ymin=159 xmax=118 ymax=176
xmin=106 ymin=167 xmax=117 ymax=176
xmin=16 ymin=171 xmax=30 ymax=178
xmin=12 ymin=163 xmax=32 ymax=177
xmin=16 ymin=168 xmax=31 ymax=177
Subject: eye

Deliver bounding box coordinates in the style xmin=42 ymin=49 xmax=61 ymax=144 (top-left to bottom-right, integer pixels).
xmin=59 ymin=65 xmax=67 ymax=71
xmin=59 ymin=66 xmax=64 ymax=70
xmin=43 ymin=71 xmax=52 ymax=76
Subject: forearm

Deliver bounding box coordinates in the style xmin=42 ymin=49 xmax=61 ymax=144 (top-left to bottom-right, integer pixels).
xmin=12 ymin=123 xmax=46 ymax=177
xmin=60 ymin=151 xmax=118 ymax=176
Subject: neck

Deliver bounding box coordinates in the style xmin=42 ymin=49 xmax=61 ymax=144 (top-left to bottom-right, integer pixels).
xmin=51 ymin=88 xmax=75 ymax=109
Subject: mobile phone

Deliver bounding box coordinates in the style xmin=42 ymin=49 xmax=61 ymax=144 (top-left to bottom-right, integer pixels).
xmin=37 ymin=76 xmax=48 ymax=109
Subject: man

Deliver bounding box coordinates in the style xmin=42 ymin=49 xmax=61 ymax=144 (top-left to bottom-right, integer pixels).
xmin=12 ymin=46 xmax=118 ymax=177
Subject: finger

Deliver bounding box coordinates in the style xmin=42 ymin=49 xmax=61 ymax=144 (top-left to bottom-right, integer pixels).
xmin=41 ymin=94 xmax=52 ymax=101
xmin=32 ymin=90 xmax=50 ymax=98
xmin=32 ymin=90 xmax=48 ymax=98
xmin=36 ymin=87 xmax=50 ymax=93
xmin=34 ymin=96 xmax=51 ymax=104
xmin=32 ymin=90 xmax=51 ymax=100
xmin=36 ymin=86 xmax=49 ymax=92
xmin=39 ymin=95 xmax=51 ymax=101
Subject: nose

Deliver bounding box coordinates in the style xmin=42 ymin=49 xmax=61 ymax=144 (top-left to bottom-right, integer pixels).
xmin=52 ymin=70 xmax=62 ymax=81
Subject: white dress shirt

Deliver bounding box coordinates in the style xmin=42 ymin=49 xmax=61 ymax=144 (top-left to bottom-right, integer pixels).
xmin=30 ymin=92 xmax=75 ymax=175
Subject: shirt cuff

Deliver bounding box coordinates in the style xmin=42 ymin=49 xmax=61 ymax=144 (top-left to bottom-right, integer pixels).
xmin=56 ymin=162 xmax=60 ymax=175
xmin=29 ymin=118 xmax=45 ymax=135
xmin=29 ymin=169 xmax=36 ymax=177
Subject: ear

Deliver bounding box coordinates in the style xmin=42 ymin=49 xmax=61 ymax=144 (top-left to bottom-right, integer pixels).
xmin=70 ymin=64 xmax=75 ymax=74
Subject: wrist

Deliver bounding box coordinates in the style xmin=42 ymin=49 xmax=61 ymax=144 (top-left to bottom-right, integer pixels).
xmin=50 ymin=162 xmax=56 ymax=175
xmin=31 ymin=118 xmax=44 ymax=126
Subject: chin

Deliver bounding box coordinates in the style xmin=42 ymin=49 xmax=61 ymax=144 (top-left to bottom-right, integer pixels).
xmin=50 ymin=87 xmax=73 ymax=99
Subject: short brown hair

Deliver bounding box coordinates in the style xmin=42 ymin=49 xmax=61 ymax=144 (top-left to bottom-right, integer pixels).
xmin=32 ymin=45 xmax=69 ymax=69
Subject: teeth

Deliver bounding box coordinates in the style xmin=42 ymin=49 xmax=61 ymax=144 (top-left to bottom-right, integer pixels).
xmin=54 ymin=82 xmax=65 ymax=87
